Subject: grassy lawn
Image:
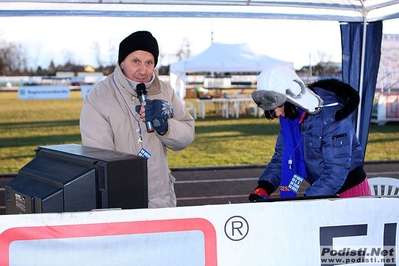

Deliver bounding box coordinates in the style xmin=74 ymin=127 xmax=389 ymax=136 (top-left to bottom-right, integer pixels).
xmin=1 ymin=91 xmax=399 ymax=174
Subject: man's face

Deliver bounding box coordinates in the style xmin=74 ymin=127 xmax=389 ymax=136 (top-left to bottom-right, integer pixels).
xmin=120 ymin=50 xmax=155 ymax=83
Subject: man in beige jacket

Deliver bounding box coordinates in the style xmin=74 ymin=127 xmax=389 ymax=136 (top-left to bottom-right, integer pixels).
xmin=80 ymin=31 xmax=195 ymax=208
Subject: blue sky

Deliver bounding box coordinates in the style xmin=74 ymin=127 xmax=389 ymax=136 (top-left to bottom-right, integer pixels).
xmin=1 ymin=16 xmax=398 ymax=70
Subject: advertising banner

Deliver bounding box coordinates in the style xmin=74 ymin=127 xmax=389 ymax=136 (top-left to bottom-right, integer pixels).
xmin=18 ymin=86 xmax=70 ymax=99
xmin=0 ymin=197 xmax=397 ymax=266
xmin=373 ymin=94 xmax=399 ymax=125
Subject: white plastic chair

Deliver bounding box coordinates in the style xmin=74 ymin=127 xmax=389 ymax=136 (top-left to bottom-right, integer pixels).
xmin=185 ymin=102 xmax=197 ymax=120
xmin=368 ymin=177 xmax=399 ymax=196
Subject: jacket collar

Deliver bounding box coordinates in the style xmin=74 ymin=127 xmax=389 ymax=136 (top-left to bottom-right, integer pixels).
xmin=113 ymin=64 xmax=162 ymax=97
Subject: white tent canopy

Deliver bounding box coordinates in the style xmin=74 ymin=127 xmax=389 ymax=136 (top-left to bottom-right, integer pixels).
xmin=169 ymin=42 xmax=294 ymax=99
xmin=1 ymin=0 xmax=399 ymax=22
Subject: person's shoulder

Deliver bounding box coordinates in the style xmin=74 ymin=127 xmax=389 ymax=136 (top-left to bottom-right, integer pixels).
xmin=155 ymin=74 xmax=172 ymax=89
xmin=155 ymin=77 xmax=175 ymax=95
xmin=87 ymin=76 xmax=114 ymax=99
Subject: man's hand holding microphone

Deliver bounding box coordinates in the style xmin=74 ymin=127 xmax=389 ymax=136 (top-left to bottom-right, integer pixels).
xmin=135 ymin=83 xmax=174 ymax=135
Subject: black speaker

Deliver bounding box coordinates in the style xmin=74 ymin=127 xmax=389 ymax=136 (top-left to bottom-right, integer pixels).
xmin=5 ymin=144 xmax=148 ymax=214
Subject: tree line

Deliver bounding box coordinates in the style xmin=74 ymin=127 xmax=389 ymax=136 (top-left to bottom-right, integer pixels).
xmin=0 ymin=38 xmax=340 ymax=77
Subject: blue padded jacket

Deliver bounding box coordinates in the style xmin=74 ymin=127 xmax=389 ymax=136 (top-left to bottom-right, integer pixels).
xmin=258 ymin=80 xmax=365 ymax=196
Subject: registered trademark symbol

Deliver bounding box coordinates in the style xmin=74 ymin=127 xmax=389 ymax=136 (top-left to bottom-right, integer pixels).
xmin=224 ymin=215 xmax=249 ymax=241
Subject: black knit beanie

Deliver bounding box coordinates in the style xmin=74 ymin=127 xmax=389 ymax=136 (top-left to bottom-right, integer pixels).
xmin=118 ymin=31 xmax=159 ymax=66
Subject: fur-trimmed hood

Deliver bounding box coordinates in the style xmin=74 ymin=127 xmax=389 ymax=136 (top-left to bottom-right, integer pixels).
xmin=308 ymin=79 xmax=359 ymax=121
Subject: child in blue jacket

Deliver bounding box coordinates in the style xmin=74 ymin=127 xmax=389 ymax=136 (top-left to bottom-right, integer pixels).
xmin=249 ymin=65 xmax=371 ymax=200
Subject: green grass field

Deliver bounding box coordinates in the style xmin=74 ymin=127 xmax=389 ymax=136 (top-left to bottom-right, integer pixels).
xmin=1 ymin=91 xmax=399 ymax=174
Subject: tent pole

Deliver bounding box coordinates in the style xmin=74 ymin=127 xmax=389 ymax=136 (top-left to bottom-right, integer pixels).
xmin=356 ymin=11 xmax=368 ymax=139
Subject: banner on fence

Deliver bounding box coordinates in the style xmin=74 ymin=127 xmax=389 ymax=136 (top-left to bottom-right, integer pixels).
xmin=0 ymin=197 xmax=397 ymax=266
xmin=18 ymin=86 xmax=70 ymax=99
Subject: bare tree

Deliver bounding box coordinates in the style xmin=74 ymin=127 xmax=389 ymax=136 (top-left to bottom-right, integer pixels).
xmin=107 ymin=39 xmax=117 ymax=66
xmin=0 ymin=40 xmax=28 ymax=75
xmin=90 ymin=39 xmax=117 ymax=69
xmin=175 ymin=37 xmax=191 ymax=60
xmin=318 ymin=50 xmax=333 ymax=65
xmin=92 ymin=41 xmax=103 ymax=68
xmin=312 ymin=50 xmax=336 ymax=76
xmin=62 ymin=50 xmax=77 ymax=69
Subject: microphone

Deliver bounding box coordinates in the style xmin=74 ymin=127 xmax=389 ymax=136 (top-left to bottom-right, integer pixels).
xmin=136 ymin=83 xmax=154 ymax=133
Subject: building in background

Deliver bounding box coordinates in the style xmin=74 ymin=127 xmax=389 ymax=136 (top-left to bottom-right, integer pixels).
xmin=371 ymin=34 xmax=399 ymax=125
xmin=56 ymin=66 xmax=104 ymax=86
xmin=377 ymin=34 xmax=399 ymax=92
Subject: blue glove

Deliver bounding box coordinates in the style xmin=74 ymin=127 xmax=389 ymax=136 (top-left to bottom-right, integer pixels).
xmin=135 ymin=99 xmax=174 ymax=134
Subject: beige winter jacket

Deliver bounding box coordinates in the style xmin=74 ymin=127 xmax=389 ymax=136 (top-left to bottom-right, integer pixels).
xmin=80 ymin=65 xmax=195 ymax=208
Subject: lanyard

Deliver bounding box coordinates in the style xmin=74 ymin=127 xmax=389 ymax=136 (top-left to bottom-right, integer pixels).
xmin=112 ymin=73 xmax=143 ymax=145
